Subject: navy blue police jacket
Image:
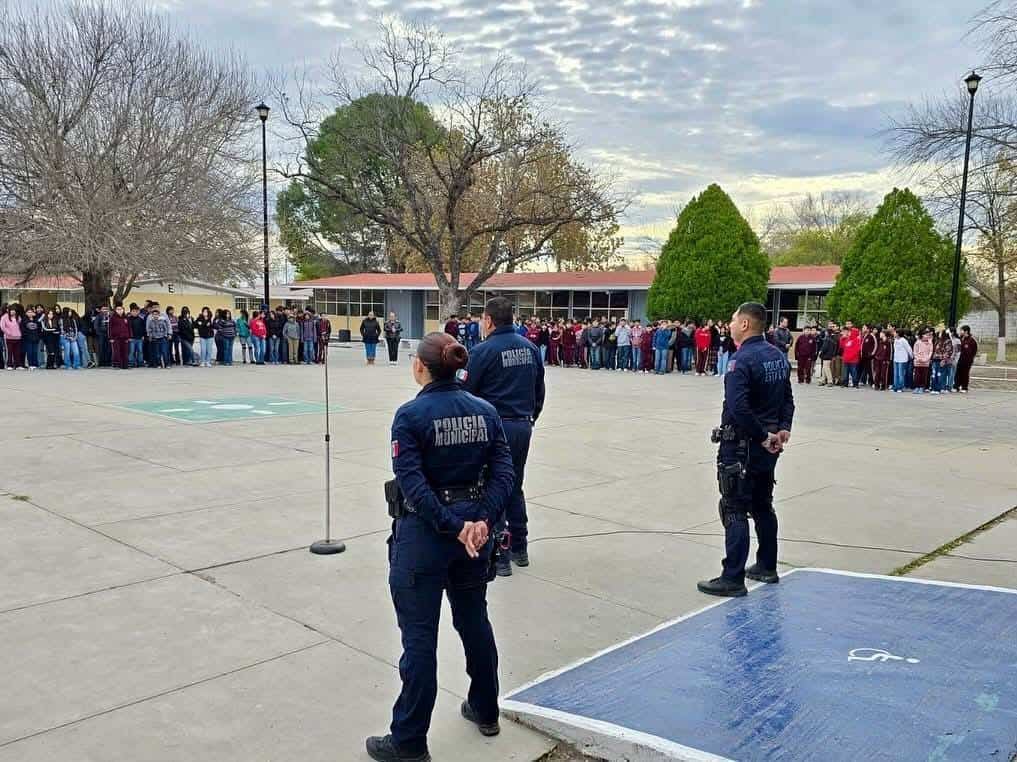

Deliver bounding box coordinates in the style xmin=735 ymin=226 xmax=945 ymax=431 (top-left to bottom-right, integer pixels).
xmin=463 ymin=325 xmax=546 ymax=421
xmin=720 ymin=334 xmax=795 ymax=470
xmin=391 ymin=380 xmax=515 ymax=536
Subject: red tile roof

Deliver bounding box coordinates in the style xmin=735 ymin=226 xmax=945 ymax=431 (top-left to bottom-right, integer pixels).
xmin=295 ymin=265 xmax=840 ymax=290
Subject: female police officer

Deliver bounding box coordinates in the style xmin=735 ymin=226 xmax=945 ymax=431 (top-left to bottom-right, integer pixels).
xmin=367 ymin=332 xmax=515 ymax=762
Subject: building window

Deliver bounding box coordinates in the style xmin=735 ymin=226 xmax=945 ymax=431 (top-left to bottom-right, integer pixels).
xmin=313 ymin=288 xmax=382 ymax=317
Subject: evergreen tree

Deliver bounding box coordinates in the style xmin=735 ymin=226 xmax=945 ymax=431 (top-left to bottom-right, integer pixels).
xmin=647 ymin=184 xmax=769 ymax=320
xmin=826 ymin=188 xmax=968 ymax=327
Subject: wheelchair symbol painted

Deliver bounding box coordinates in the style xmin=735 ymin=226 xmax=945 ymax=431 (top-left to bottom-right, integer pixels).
xmin=848 ymin=648 xmax=920 ymax=664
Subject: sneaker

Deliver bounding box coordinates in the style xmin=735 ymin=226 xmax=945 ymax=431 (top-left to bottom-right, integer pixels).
xmin=696 ymin=576 xmax=747 ymax=597
xmin=495 ymin=553 xmax=512 ymax=577
xmin=512 ymin=549 xmax=529 ymax=567
xmin=461 ymin=701 xmax=500 ymax=737
xmin=365 ymin=735 xmax=430 ymax=762
xmin=746 ymin=563 xmax=779 ymax=584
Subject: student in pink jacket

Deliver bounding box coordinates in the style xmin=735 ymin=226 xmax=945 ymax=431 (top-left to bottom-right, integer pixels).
xmin=912 ymin=331 xmax=934 ymax=393
xmin=1 ymin=306 xmax=23 ymax=369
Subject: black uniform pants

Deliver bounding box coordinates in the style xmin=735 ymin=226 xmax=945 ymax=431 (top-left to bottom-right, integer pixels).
xmin=386 ymin=337 xmax=400 ymax=362
xmin=720 ymin=464 xmax=778 ymax=583
xmin=497 ymin=418 xmax=532 ymax=552
xmin=388 ymin=516 xmax=498 ymax=755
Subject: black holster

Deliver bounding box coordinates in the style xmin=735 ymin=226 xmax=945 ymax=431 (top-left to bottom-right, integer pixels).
xmin=385 ymin=479 xmax=407 ymax=519
xmin=717 ymin=442 xmax=749 ymax=528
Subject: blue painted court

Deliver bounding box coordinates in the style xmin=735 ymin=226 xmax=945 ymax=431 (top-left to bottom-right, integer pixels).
xmin=503 ymin=569 xmax=1017 ymax=761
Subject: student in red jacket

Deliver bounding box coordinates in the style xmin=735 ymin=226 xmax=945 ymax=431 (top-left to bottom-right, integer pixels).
xmin=859 ymin=324 xmax=877 ymax=387
xmin=694 ymin=323 xmax=711 ymax=375
xmin=548 ymin=323 xmax=562 ymax=366
xmin=839 ymin=324 xmax=862 ymax=388
xmin=562 ymin=320 xmax=576 ymax=366
xmin=955 ymin=325 xmax=978 ymax=392
xmin=108 ymin=304 xmax=131 ymax=369
xmin=872 ymin=329 xmax=893 ymax=390
xmin=793 ymin=326 xmax=817 ymax=383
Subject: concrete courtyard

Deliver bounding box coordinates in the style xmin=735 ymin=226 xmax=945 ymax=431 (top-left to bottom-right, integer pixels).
xmin=1 ymin=349 xmax=1015 ymax=761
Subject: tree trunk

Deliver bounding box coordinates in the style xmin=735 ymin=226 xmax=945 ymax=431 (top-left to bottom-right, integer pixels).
xmin=439 ymin=286 xmax=461 ymax=321
xmin=81 ymin=268 xmax=114 ymax=312
xmin=997 ymin=262 xmax=1007 ymax=362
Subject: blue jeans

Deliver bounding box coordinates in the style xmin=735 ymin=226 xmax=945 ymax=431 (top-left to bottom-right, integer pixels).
xmin=946 ymin=362 xmax=956 ymax=391
xmin=931 ymin=359 xmax=945 ymax=392
xmin=631 ymin=346 xmax=642 ymax=370
xmin=617 ymin=345 xmax=631 ymax=370
xmin=76 ymin=333 xmax=90 ymax=367
xmin=149 ymin=337 xmax=169 ymax=367
xmin=681 ymin=346 xmax=693 ymax=372
xmin=200 ymin=337 xmax=214 ymax=365
xmin=127 ymin=338 xmax=143 ymax=367
xmin=604 ymin=346 xmax=616 ymax=369
xmin=589 ymin=345 xmax=602 ymax=369
xmin=843 ymin=362 xmax=859 ymax=387
xmin=364 ymin=341 xmax=377 ymax=360
xmin=893 ymin=362 xmax=907 ymax=391
xmin=181 ymin=340 xmax=194 ymax=365
xmin=268 ymin=335 xmax=279 ymax=363
xmin=717 ymin=350 xmax=730 ymax=376
xmin=654 ymin=348 xmax=668 ymax=373
xmin=303 ymin=338 xmax=315 ymax=363
xmin=61 ymin=336 xmax=81 ymax=369
xmin=23 ymin=339 xmax=39 ymax=368
xmin=252 ymin=335 xmax=265 ymax=364
xmin=221 ymin=337 xmax=235 ymax=365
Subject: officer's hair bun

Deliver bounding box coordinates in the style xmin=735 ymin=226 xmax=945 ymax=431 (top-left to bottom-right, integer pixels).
xmin=441 ymin=342 xmax=468 ymax=372
xmin=418 ymin=331 xmax=469 ymax=380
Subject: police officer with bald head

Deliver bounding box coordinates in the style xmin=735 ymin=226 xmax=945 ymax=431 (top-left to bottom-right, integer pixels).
xmin=698 ymin=301 xmax=795 ymax=598
xmin=464 ymin=296 xmax=545 ymax=576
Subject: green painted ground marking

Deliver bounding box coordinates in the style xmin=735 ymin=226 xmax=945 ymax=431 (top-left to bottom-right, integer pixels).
xmin=116 ymin=396 xmax=333 ymax=423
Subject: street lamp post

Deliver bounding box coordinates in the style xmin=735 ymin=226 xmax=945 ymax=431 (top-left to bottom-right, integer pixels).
xmin=949 ymin=71 xmax=981 ymax=328
xmin=256 ymin=102 xmax=271 ymax=310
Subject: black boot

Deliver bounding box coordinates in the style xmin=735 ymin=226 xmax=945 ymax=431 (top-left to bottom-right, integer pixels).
xmin=746 ymin=563 xmax=779 ymax=584
xmin=461 ymin=701 xmax=500 ymax=737
xmin=512 ymin=549 xmax=529 ymax=567
xmin=365 ymin=735 xmax=430 ymax=762
xmin=697 ymin=576 xmax=748 ymax=597
xmin=496 ymin=553 xmax=512 ymax=577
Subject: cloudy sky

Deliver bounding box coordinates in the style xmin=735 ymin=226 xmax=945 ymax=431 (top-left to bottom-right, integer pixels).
xmin=152 ymin=0 xmax=989 ymax=254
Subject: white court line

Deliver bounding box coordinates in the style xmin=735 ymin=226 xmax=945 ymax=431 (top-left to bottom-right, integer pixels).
xmin=252 ymin=410 xmax=275 ymax=415
xmin=267 ymin=401 xmax=301 ymax=406
xmin=159 ymin=408 xmax=193 ymax=413
xmin=501 ymin=701 xmax=733 ymax=762
xmin=801 ymin=567 xmax=1017 ymax=595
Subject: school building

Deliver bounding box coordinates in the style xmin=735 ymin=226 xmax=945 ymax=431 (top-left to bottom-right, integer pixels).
xmin=295 ymin=265 xmax=841 ymax=339
xmin=0 ymin=276 xmax=309 ymax=315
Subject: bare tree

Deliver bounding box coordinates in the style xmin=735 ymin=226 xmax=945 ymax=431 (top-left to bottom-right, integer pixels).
xmin=277 ymin=20 xmax=627 ymax=317
xmin=0 ymin=1 xmax=259 ymax=310
xmin=761 ymin=191 xmax=871 ymax=263
xmin=922 ymin=143 xmax=1017 ymax=359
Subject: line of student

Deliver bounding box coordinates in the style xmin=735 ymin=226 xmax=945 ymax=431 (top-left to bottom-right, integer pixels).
xmin=0 ymin=301 xmax=332 ymax=369
xmin=792 ymin=321 xmax=980 ymax=393
xmin=444 ymin=314 xmax=738 ymax=375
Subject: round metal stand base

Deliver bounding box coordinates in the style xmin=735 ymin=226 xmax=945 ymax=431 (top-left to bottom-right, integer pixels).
xmin=310 ymin=540 xmax=346 ymax=555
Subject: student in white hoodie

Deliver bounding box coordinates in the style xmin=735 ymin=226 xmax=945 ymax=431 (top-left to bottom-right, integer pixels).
xmin=892 ymin=330 xmax=913 ymax=392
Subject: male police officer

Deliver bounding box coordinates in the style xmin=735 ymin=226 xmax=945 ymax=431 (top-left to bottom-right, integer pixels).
xmin=464 ymin=296 xmax=545 ymax=577
xmin=698 ymin=302 xmax=795 ymax=597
